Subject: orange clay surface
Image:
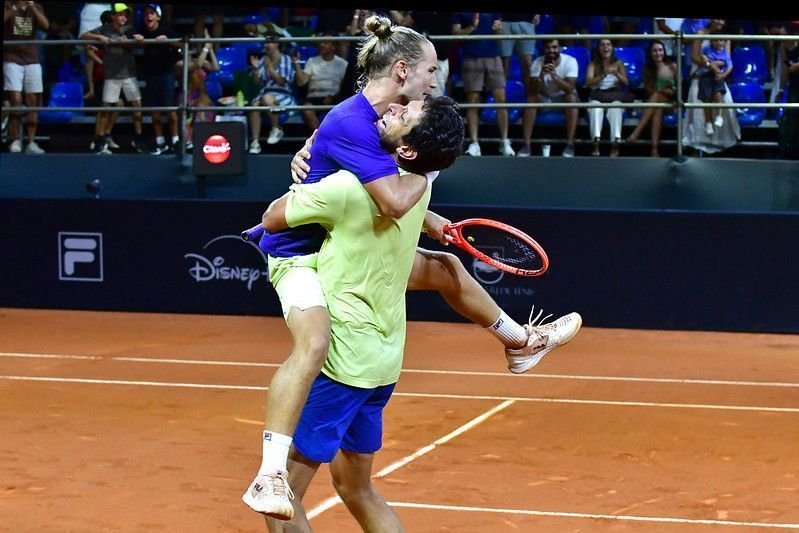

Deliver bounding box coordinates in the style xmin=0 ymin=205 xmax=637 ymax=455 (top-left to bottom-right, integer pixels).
xmin=1 ymin=308 xmax=798 ymax=532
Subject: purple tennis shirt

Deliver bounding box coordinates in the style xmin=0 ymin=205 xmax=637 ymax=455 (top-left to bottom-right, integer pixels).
xmin=259 ymin=92 xmax=399 ymax=257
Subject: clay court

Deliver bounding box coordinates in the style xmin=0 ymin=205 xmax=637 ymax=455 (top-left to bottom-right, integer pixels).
xmin=1 ymin=308 xmax=798 ymax=532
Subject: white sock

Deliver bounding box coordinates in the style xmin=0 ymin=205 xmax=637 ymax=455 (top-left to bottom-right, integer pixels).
xmin=486 ymin=310 xmax=528 ymax=349
xmin=156 ymin=135 xmax=165 ymax=146
xmin=258 ymin=430 xmax=293 ymax=475
xmin=171 ymin=135 xmax=179 ymax=145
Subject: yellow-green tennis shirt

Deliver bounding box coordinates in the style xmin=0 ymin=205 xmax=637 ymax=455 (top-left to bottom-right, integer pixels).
xmin=284 ymin=170 xmax=431 ymax=388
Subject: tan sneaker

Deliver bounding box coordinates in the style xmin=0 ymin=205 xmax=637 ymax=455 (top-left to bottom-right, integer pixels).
xmin=242 ymin=470 xmax=295 ymax=520
xmin=506 ymin=308 xmax=582 ymax=374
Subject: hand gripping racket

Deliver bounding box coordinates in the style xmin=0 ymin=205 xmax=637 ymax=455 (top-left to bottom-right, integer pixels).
xmin=241 ymin=224 xmax=264 ymax=243
xmin=442 ymin=218 xmax=549 ymax=277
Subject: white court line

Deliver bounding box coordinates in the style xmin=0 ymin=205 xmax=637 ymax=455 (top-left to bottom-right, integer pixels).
xmin=2 ymin=375 xmax=799 ymax=414
xmin=387 ymin=502 xmax=799 ymax=529
xmin=2 ymin=352 xmax=798 ymax=389
xmin=306 ymin=400 xmax=516 ymax=520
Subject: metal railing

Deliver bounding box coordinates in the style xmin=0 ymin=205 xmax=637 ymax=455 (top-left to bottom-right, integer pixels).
xmin=4 ymin=31 xmax=799 ymax=157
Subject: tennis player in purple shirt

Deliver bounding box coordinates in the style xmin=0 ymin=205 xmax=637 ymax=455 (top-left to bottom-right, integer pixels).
xmin=243 ymin=14 xmax=582 ymax=521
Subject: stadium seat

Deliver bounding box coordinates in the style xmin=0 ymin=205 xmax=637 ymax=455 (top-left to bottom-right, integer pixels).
xmin=480 ymin=80 xmax=525 ymax=125
xmin=537 ymin=14 xmax=556 ymax=36
xmin=560 ymin=46 xmax=590 ymax=87
xmin=729 ymin=81 xmax=766 ymax=127
xmin=731 ymin=45 xmax=768 ymax=85
xmin=39 ymin=82 xmax=83 ymax=123
xmin=614 ymin=46 xmax=645 ymax=88
xmin=210 ymin=47 xmax=248 ymax=87
xmin=230 ymin=40 xmax=264 ymax=58
xmin=293 ymin=45 xmax=319 ymax=67
xmin=204 ymin=79 xmax=223 ymax=103
xmin=507 ymin=54 xmax=522 ymax=82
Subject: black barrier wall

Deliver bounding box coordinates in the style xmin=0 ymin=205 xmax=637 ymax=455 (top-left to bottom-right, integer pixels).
xmin=1 ymin=198 xmax=798 ymax=333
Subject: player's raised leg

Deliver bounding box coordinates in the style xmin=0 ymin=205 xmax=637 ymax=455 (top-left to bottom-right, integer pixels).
xmin=264 ymin=449 xmax=321 ymax=533
xmin=408 ymin=248 xmax=581 ymax=372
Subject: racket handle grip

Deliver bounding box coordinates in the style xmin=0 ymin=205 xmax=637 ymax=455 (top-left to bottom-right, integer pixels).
xmin=241 ymin=224 xmax=264 ymax=243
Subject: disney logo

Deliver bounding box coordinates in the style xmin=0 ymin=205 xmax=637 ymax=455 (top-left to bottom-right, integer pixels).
xmin=184 ymin=254 xmax=267 ymax=290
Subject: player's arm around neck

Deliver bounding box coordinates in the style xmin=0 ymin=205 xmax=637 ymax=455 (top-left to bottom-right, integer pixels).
xmin=362 ymin=171 xmax=428 ymax=219
xmin=262 ymin=193 xmax=290 ymax=232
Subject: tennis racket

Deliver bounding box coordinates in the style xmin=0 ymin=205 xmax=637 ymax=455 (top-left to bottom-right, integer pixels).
xmin=442 ymin=218 xmax=549 ymax=277
xmin=241 ymin=224 xmax=265 ymax=243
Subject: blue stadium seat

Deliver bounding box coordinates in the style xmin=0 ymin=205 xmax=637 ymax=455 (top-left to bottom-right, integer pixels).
xmin=731 ymin=45 xmax=767 ymax=85
xmin=507 ymin=54 xmax=522 ymax=82
xmin=293 ymin=45 xmax=319 ymax=67
xmin=211 ymin=46 xmax=248 ymax=87
xmin=729 ymin=81 xmax=766 ymax=127
xmin=204 ymin=79 xmax=223 ymax=103
xmin=560 ymin=46 xmax=590 ymax=87
xmin=230 ymin=40 xmax=264 ymax=57
xmin=614 ymin=46 xmax=645 ymax=88
xmin=480 ymin=80 xmax=526 ymax=125
xmin=39 ymin=82 xmax=83 ymax=123
xmin=537 ymin=14 xmax=556 ymax=36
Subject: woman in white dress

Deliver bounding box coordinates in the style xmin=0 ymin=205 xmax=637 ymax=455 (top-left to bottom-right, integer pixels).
xmin=681 ymin=18 xmax=741 ymax=154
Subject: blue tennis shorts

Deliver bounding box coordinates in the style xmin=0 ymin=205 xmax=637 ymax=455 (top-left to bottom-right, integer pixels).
xmin=293 ymin=373 xmax=396 ymax=463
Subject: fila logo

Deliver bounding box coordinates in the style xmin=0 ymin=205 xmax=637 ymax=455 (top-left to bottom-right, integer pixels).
xmin=58 ymin=232 xmax=104 ymax=282
xmin=491 ymin=318 xmax=504 ymax=330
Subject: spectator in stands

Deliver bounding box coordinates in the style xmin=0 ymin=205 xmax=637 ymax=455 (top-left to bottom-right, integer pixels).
xmin=452 ymin=11 xmax=515 ymax=156
xmin=176 ymin=30 xmax=219 ymax=152
xmin=315 ymin=8 xmax=355 ymax=59
xmin=247 ymin=32 xmax=297 ymax=154
xmin=697 ymin=38 xmax=733 ymax=135
xmin=338 ymin=9 xmax=374 ymax=101
xmin=625 ymin=40 xmax=677 ymax=157
xmin=682 ymin=19 xmax=740 ymax=155
xmin=518 ymin=38 xmax=579 ymax=157
xmin=778 ymin=24 xmax=799 ymax=158
xmin=498 ymin=12 xmax=539 ymax=92
xmin=653 ymin=17 xmax=684 ymax=59
xmin=292 ymin=34 xmax=348 ymax=132
xmin=44 ymin=1 xmax=77 ymax=67
xmin=585 ymin=38 xmax=634 ymax=157
xmin=136 ymin=3 xmax=180 ymax=154
xmin=81 ymin=3 xmax=147 ymax=155
xmin=192 ymin=4 xmax=225 ymax=51
xmin=411 ymin=11 xmax=454 ymax=97
xmin=78 ymin=3 xmax=110 ymax=101
xmin=3 ymin=0 xmax=49 ymax=154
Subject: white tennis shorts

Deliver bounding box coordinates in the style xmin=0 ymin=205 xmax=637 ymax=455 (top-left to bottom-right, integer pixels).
xmin=103 ymin=77 xmax=141 ymax=104
xmin=268 ymin=254 xmax=327 ymax=320
xmin=3 ymin=62 xmax=43 ymax=93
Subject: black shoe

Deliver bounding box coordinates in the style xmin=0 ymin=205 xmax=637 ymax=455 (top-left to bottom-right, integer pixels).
xmin=131 ymin=138 xmax=147 ymax=154
xmin=151 ymin=143 xmax=169 ymax=155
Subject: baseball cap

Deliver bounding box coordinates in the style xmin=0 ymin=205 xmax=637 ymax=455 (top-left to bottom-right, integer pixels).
xmin=111 ymin=3 xmax=131 ymax=14
xmin=144 ymin=4 xmax=162 ymax=17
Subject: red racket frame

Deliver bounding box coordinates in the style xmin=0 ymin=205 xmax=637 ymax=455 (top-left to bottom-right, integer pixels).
xmin=442 ymin=218 xmax=549 ymax=277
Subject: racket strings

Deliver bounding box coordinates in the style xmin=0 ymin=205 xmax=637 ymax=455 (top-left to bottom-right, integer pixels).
xmin=461 ymin=226 xmax=545 ymax=270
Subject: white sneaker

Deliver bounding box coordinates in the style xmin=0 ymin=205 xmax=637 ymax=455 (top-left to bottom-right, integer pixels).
xmin=25 ymin=141 xmax=45 ymax=154
xmin=562 ymin=146 xmax=575 ymax=158
xmin=248 ymin=139 xmax=262 ymax=154
xmin=466 ymin=141 xmax=481 ymax=156
xmin=499 ymin=139 xmax=515 ymax=156
xmin=705 ymin=122 xmax=714 ymax=135
xmin=266 ymin=127 xmax=284 ymax=145
xmin=713 ymin=115 xmax=724 ymax=128
xmin=516 ymin=146 xmax=531 ymax=157
xmin=9 ymin=139 xmax=22 ymax=153
xmin=505 ymin=308 xmax=582 ymax=374
xmin=106 ymin=137 xmax=120 ymax=150
xmin=242 ymin=470 xmax=295 ymax=520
